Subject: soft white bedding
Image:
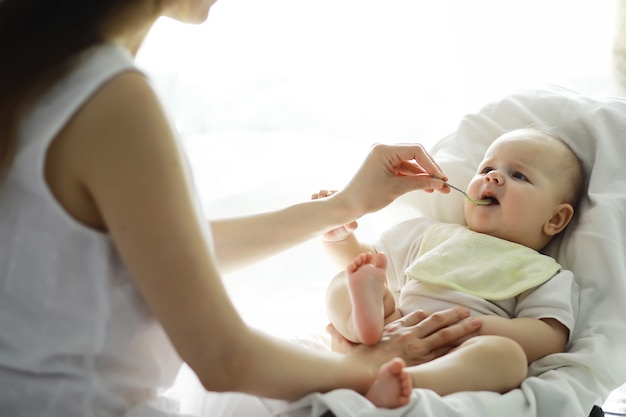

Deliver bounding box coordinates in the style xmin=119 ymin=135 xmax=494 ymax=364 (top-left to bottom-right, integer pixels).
xmin=197 ymin=88 xmax=626 ymax=417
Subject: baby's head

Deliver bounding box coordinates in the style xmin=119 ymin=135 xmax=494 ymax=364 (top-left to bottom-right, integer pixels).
xmin=463 ymin=127 xmax=584 ymax=251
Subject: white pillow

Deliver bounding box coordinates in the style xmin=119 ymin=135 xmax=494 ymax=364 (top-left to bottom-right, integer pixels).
xmin=404 ymin=87 xmax=626 ymax=410
xmin=293 ymin=88 xmax=626 ymax=417
xmin=208 ymin=88 xmax=626 ymax=417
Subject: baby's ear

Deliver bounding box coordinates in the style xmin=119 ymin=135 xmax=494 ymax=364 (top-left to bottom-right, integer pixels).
xmin=543 ymin=203 xmax=575 ymax=236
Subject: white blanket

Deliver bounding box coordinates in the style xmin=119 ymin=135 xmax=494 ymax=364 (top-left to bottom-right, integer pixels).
xmin=234 ymin=87 xmax=626 ymax=417
xmin=184 ymin=88 xmax=626 ymax=417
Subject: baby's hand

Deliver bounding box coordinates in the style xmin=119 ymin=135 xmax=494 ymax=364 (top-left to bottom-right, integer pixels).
xmin=312 ymin=190 xmax=358 ymax=242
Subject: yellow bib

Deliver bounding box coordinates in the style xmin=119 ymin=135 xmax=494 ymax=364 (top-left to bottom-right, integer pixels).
xmin=404 ymin=223 xmax=561 ymax=300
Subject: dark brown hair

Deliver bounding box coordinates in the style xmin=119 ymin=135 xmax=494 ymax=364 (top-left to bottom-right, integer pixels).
xmin=0 ymin=0 xmax=161 ymax=179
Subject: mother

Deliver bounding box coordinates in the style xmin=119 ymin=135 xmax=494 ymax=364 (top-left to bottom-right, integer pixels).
xmin=0 ymin=1 xmax=480 ymax=416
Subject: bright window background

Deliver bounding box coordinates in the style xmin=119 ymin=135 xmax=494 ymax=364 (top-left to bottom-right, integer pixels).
xmin=136 ymin=0 xmax=622 ymax=339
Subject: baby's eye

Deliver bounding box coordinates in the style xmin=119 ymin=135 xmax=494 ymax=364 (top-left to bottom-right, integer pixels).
xmin=480 ymin=167 xmax=493 ymax=174
xmin=512 ymin=171 xmax=528 ymax=181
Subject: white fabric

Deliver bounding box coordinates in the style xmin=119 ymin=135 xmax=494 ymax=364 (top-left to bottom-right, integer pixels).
xmin=404 ymin=222 xmax=561 ymax=300
xmin=239 ymin=88 xmax=626 ymax=417
xmin=0 ymin=44 xmax=184 ymax=417
xmin=377 ymin=217 xmax=577 ymax=349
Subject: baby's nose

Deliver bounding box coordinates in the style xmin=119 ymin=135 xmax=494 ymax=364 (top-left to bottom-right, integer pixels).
xmin=485 ymin=171 xmax=503 ymax=184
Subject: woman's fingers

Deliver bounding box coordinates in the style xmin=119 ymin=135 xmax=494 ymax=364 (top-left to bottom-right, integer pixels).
xmin=373 ymin=143 xmax=446 ymax=180
xmin=398 ymin=309 xmax=431 ymax=325
xmin=369 ymin=144 xmax=449 ymax=196
xmin=381 ymin=307 xmax=481 ymax=366
xmin=336 ymin=142 xmax=453 ymax=217
xmin=413 ymin=308 xmax=471 ymax=338
xmin=388 ymin=307 xmax=473 ymax=338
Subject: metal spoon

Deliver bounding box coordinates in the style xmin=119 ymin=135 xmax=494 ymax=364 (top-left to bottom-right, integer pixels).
xmin=429 ymin=174 xmax=492 ymax=205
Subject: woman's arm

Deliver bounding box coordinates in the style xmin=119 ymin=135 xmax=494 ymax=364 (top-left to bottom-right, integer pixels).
xmin=210 ymin=197 xmax=359 ymax=273
xmin=63 ymin=72 xmax=462 ymax=401
xmin=62 ymin=71 xmax=384 ymax=399
xmin=211 ymin=144 xmax=449 ymax=273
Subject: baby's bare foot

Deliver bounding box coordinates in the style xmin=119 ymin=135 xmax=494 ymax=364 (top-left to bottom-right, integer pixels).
xmin=366 ymin=358 xmax=412 ymax=409
xmin=346 ymin=252 xmax=388 ymax=345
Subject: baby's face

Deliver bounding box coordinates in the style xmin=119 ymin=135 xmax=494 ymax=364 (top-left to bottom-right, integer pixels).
xmin=463 ymin=130 xmax=565 ymax=251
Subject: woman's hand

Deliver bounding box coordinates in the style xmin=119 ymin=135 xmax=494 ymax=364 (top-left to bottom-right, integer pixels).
xmin=334 ymin=143 xmax=451 ymax=217
xmin=327 ymin=307 xmax=481 ymax=368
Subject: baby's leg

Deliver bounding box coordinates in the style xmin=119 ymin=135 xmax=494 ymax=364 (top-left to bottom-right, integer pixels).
xmin=326 ymin=252 xmax=395 ymax=345
xmin=407 ymin=335 xmax=527 ymax=396
xmin=346 ymin=253 xmax=389 ymax=345
xmin=365 ymin=358 xmax=412 ymax=409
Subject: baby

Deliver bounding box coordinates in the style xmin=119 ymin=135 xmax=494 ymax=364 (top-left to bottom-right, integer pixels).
xmin=318 ymin=127 xmax=584 ymax=407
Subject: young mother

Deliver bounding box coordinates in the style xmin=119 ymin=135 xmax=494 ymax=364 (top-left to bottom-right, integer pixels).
xmin=0 ymin=1 xmax=480 ymax=415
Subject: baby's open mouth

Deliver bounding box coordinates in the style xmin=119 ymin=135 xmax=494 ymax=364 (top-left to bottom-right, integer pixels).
xmin=482 ymin=195 xmax=499 ymax=205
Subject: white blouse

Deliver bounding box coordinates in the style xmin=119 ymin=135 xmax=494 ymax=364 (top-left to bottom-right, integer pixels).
xmin=0 ymin=44 xmax=184 ymax=417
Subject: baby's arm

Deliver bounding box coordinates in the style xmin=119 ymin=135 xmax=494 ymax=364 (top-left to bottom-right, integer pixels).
xmin=478 ymin=316 xmax=568 ymax=363
xmin=322 ymin=232 xmax=376 ymax=270
xmin=312 ymin=190 xmax=376 ymax=269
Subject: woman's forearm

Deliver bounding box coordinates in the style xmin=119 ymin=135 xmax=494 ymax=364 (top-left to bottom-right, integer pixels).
xmin=210 ymin=195 xmax=354 ymax=273
xmin=212 ymin=327 xmax=374 ymax=400
xmin=210 ymin=143 xmax=448 ymax=273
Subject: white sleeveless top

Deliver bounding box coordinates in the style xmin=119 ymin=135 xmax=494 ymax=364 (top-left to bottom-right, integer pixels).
xmin=0 ymin=45 xmax=184 ymax=417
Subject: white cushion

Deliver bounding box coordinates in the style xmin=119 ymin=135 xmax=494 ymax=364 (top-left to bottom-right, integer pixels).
xmin=286 ymin=88 xmax=626 ymax=417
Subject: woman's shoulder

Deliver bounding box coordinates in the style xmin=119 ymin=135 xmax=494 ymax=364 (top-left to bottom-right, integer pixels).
xmin=50 ymin=43 xmax=139 ymax=107
xmin=55 ymin=61 xmax=177 ymax=184
xmin=71 ymin=44 xmax=155 ymax=124
xmin=45 ymin=47 xmax=176 ymax=230
xmin=62 ymin=43 xmax=169 ymax=148
xmin=21 ymin=44 xmax=142 ymax=145
xmin=83 ymin=69 xmax=160 ymax=124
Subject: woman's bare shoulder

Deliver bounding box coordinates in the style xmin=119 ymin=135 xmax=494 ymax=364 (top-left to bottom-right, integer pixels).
xmin=61 ymin=68 xmax=178 ymax=175
xmin=77 ymin=70 xmax=171 ymax=136
xmin=47 ymin=70 xmax=179 ymax=229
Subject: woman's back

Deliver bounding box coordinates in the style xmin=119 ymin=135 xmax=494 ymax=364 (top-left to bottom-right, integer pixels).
xmin=0 ymin=44 xmax=182 ymax=417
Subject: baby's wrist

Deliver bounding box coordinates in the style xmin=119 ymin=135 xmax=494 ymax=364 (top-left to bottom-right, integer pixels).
xmin=321 ymin=232 xmax=354 ymax=244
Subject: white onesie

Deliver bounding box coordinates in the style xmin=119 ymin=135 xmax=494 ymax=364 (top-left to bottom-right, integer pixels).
xmin=374 ymin=217 xmax=579 ymax=352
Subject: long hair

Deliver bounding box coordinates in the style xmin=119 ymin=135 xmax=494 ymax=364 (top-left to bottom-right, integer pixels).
xmin=0 ymin=0 xmax=161 ymax=179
